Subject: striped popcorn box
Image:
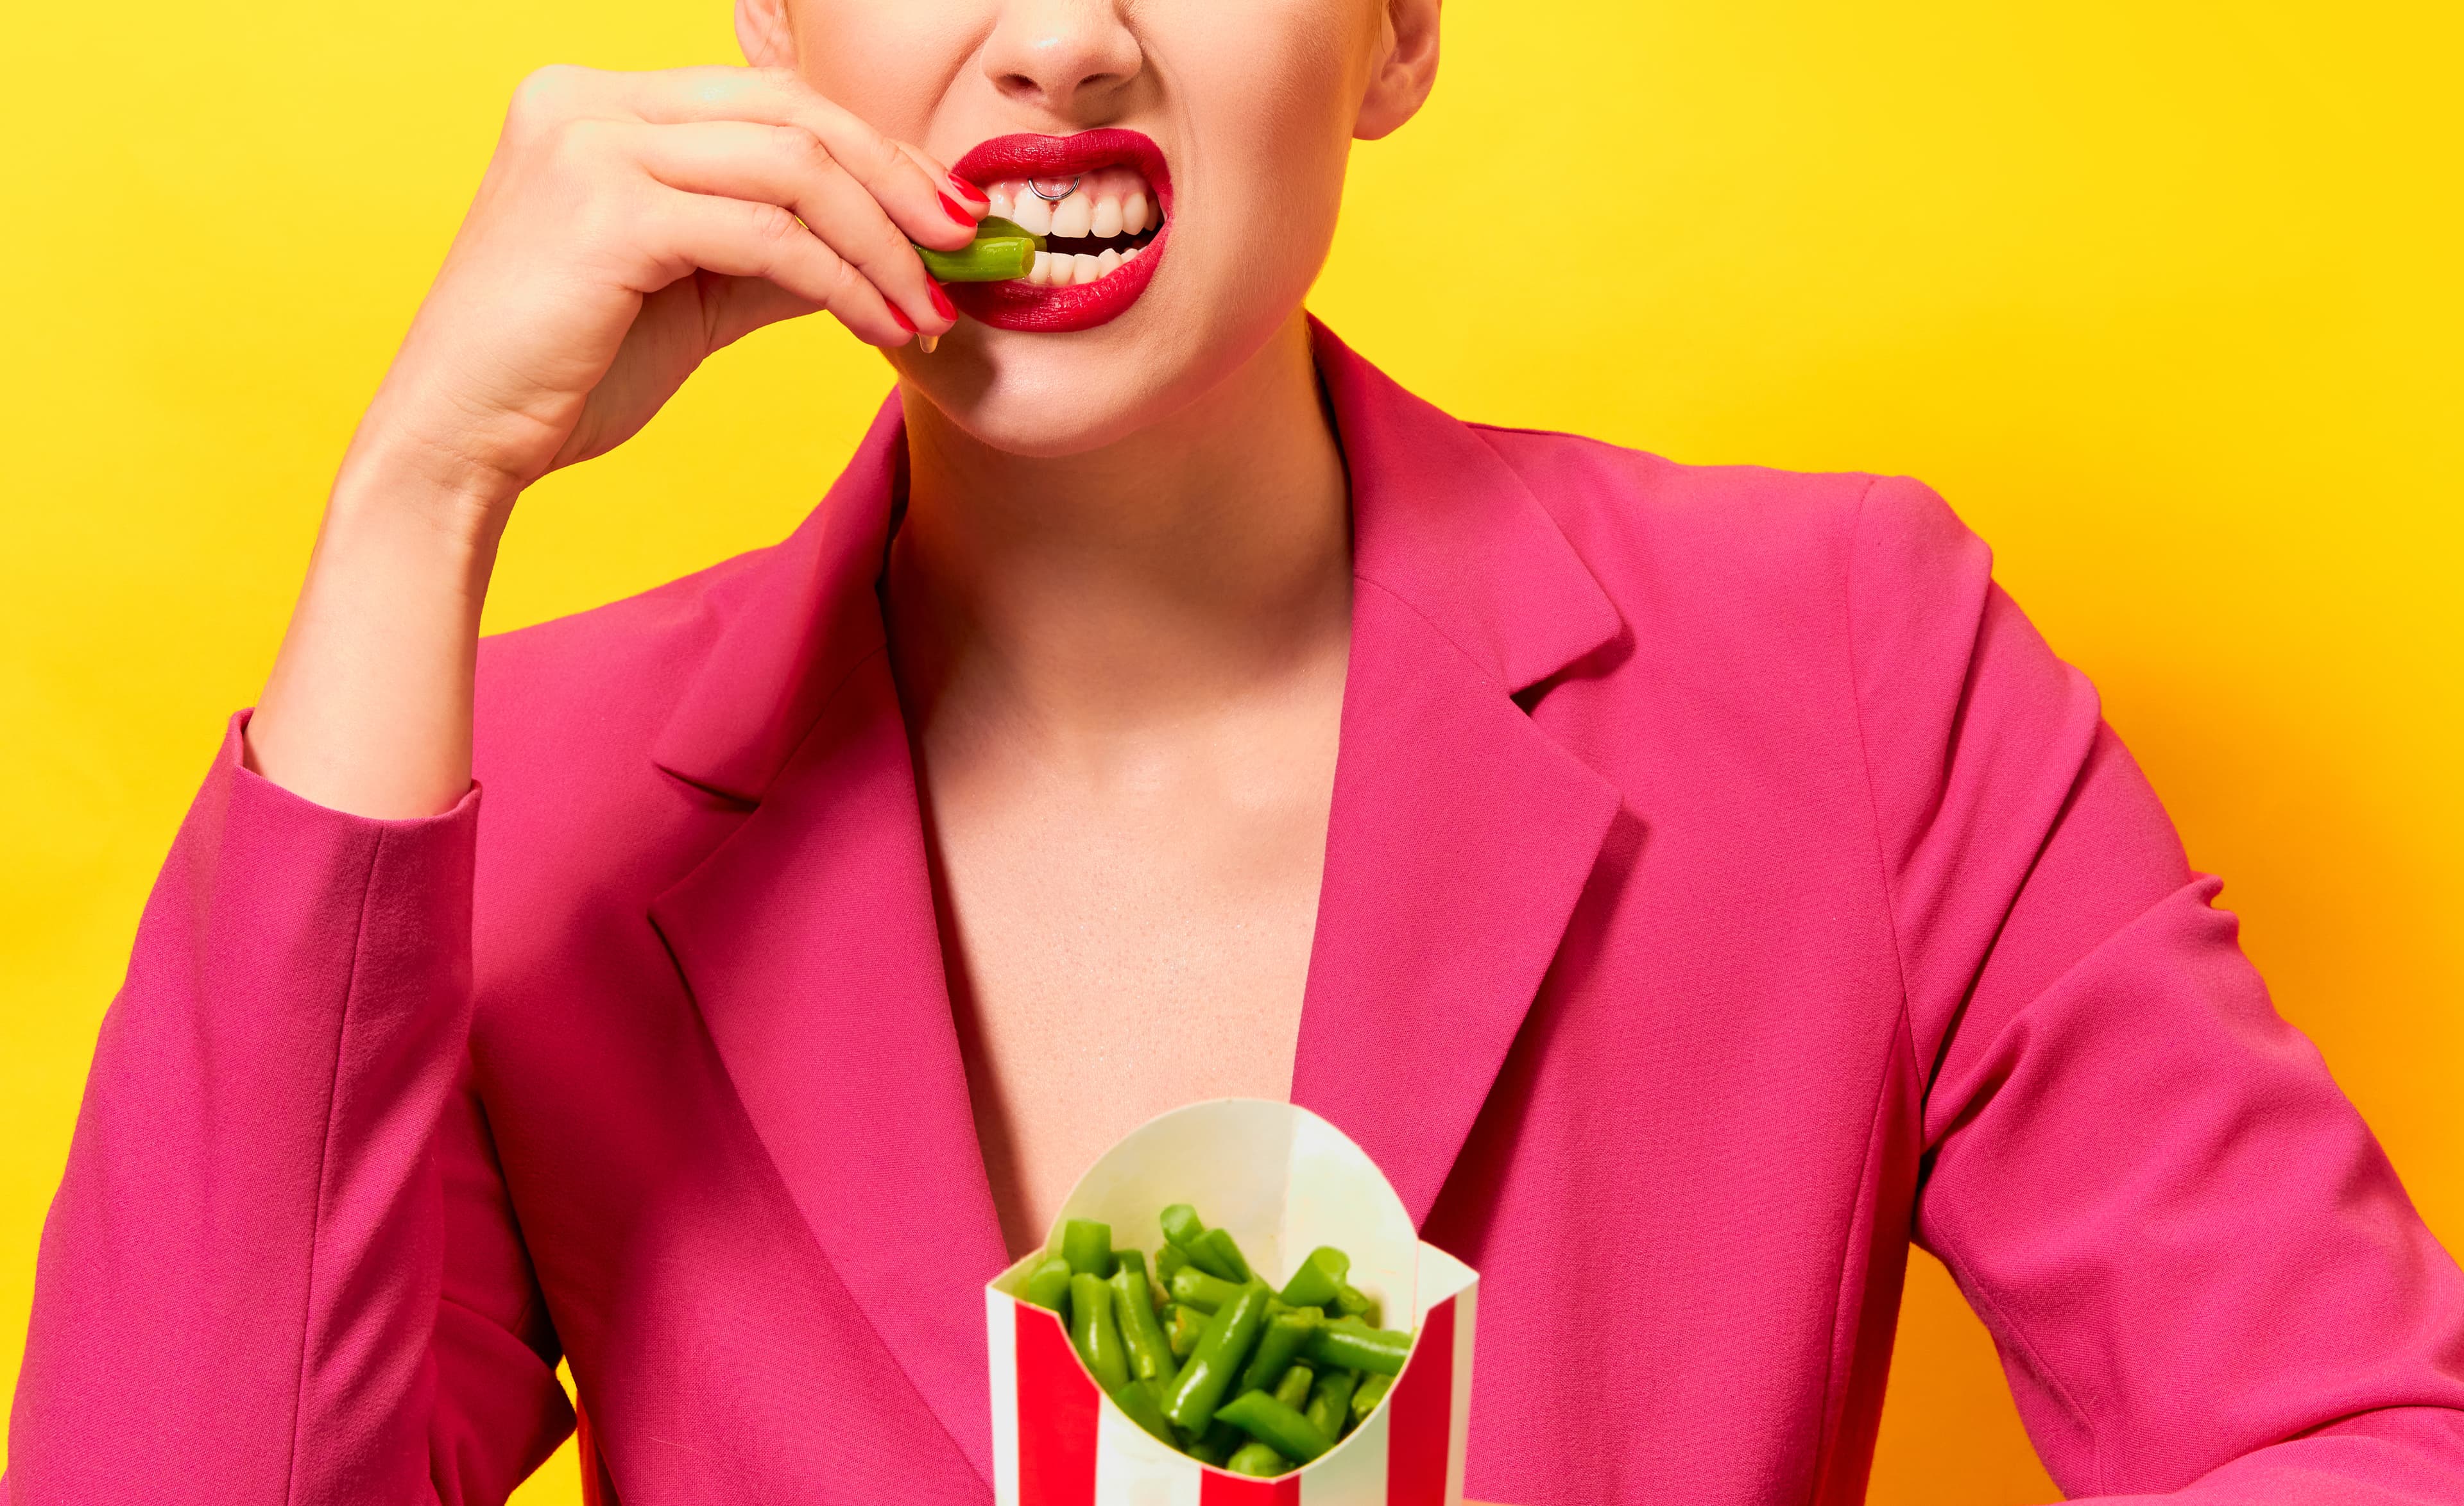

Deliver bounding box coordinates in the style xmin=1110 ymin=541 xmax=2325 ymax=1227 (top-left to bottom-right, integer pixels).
xmin=986 ymin=1099 xmax=1480 ymax=1506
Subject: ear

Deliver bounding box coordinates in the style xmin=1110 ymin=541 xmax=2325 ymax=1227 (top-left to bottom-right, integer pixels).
xmin=735 ymin=0 xmax=799 ymax=69
xmin=1355 ymin=0 xmax=1441 ymax=142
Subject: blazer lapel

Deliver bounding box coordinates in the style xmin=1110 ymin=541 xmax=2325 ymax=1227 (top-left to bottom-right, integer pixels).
xmin=1292 ymin=324 xmax=1629 ymax=1227
xmin=647 ymin=400 xmax=1009 ymax=1480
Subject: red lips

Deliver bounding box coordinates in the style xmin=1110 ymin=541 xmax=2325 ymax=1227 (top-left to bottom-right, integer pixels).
xmin=946 ymin=130 xmax=1172 ymax=334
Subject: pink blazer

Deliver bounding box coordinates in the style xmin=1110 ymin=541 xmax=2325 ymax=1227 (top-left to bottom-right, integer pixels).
xmin=12 ymin=325 xmax=2464 ymax=1505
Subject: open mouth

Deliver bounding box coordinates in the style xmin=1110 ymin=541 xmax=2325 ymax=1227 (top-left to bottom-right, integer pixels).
xmin=948 ymin=130 xmax=1172 ymax=334
xmin=986 ymin=167 xmax=1161 ymax=287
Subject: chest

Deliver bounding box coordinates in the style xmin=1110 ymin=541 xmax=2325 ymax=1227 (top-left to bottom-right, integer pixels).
xmin=920 ymin=717 xmax=1340 ymax=1256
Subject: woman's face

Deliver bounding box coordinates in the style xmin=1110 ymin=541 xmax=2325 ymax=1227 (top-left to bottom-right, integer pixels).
xmin=753 ymin=0 xmax=1435 ymax=457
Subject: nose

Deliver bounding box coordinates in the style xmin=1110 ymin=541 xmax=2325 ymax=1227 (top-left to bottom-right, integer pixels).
xmin=980 ymin=0 xmax=1143 ymax=120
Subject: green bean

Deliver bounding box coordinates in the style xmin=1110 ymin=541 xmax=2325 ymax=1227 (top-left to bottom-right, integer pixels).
xmin=1192 ymin=1419 xmax=1245 ymax=1466
xmin=1237 ymin=1307 xmax=1322 ymax=1395
xmin=1214 ymin=1389 xmax=1335 ymax=1465
xmin=1168 ymin=1265 xmax=1244 ymax=1313
xmin=913 ymin=218 xmax=1043 ymax=282
xmin=1194 ymin=1228 xmax=1253 ymax=1283
xmin=1350 ymin=1371 xmax=1394 ymax=1427
xmin=1107 ymin=1376 xmax=1179 ymax=1448
xmin=1068 ymin=1273 xmax=1131 ymax=1391
xmin=1159 ymin=1279 xmax=1271 ymax=1432
xmin=1155 ymin=1243 xmax=1188 ymax=1285
xmin=1160 ymin=1203 xmax=1208 ymax=1251
xmin=1277 ymin=1246 xmax=1351 ymax=1309
xmin=1023 ymin=1255 xmax=1074 ymax=1316
xmin=1224 ymin=1441 xmax=1292 ymax=1478
xmin=1332 ymin=1283 xmax=1378 ymax=1325
xmin=1160 ymin=1204 xmax=1253 ymax=1283
xmin=1305 ymin=1317 xmax=1411 ymax=1377
xmin=1165 ymin=1303 xmax=1206 ymax=1360
xmin=1305 ymin=1367 xmax=1357 ymax=1440
xmin=1061 ymin=1219 xmax=1115 ymax=1279
xmin=1109 ymin=1258 xmax=1179 ymax=1385
xmin=1272 ymin=1363 xmax=1316 ymax=1410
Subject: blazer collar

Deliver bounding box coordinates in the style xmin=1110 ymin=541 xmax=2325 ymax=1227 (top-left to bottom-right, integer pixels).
xmin=1309 ymin=319 xmax=1621 ymax=696
xmin=644 ymin=324 xmax=1627 ymax=1483
xmin=650 ymin=321 xmax=1624 ymax=800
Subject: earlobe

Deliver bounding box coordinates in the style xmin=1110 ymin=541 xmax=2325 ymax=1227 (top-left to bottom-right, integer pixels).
xmin=1355 ymin=0 xmax=1442 ymax=142
xmin=734 ymin=0 xmax=798 ymax=69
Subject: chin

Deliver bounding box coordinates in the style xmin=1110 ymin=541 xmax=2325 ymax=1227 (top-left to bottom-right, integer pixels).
xmin=896 ymin=280 xmax=1317 ymax=461
xmin=898 ymin=336 xmax=1191 ymax=458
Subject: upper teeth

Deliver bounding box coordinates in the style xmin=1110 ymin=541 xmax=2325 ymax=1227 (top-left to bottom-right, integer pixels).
xmin=983 ymin=166 xmax=1158 ymax=286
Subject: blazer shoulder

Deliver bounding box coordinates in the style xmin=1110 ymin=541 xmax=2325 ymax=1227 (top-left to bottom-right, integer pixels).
xmin=1467 ymin=422 xmax=1987 ymax=630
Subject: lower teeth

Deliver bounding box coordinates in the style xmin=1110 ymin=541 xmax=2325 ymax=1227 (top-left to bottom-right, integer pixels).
xmin=1025 ymin=244 xmax=1147 ymax=287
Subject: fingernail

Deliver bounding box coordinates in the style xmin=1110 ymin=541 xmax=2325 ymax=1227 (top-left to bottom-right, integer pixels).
xmin=947 ymin=174 xmax=989 ymax=208
xmin=939 ymin=191 xmax=983 ymax=227
xmin=887 ymin=304 xmax=916 ymax=334
xmin=928 ymin=280 xmax=956 ymax=321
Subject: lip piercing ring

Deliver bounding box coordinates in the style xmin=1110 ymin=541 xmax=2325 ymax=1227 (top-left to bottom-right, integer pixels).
xmin=1027 ymin=176 xmax=1082 ymax=201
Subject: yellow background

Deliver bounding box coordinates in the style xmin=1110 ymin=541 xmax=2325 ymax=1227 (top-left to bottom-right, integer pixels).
xmin=3 ymin=1 xmax=2456 ymax=1500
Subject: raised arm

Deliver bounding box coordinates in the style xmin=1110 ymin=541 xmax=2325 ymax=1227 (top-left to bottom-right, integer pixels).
xmin=1851 ymin=477 xmax=2464 ymax=1500
xmin=8 ymin=64 xmax=980 ymax=1503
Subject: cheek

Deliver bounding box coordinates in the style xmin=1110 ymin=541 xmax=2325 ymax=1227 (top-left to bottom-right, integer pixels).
xmin=1174 ymin=6 xmax=1366 ymax=253
xmin=787 ymin=3 xmax=977 ymax=140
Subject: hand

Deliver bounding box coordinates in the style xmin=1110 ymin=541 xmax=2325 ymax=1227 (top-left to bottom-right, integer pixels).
xmin=358 ymin=63 xmax=980 ymax=515
xmin=248 ymin=65 xmax=983 ymax=818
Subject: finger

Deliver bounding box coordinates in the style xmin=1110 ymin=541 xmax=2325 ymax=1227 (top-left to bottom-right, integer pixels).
xmin=896 ymin=139 xmax=989 ymax=216
xmin=620 ymin=66 xmax=979 ymax=251
xmin=622 ymin=119 xmax=950 ymax=334
xmin=638 ymin=186 xmax=914 ymax=348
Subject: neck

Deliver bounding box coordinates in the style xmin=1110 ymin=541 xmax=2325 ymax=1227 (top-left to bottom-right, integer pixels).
xmin=887 ymin=314 xmax=1352 ymax=744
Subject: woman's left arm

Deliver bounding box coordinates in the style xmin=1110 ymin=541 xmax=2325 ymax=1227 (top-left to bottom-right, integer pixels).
xmin=1851 ymin=477 xmax=2464 ymax=1501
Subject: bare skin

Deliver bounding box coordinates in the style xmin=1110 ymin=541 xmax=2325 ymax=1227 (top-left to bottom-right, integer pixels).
xmin=889 ymin=318 xmax=1351 ymax=1254
xmin=248 ymin=0 xmax=1441 ymax=1260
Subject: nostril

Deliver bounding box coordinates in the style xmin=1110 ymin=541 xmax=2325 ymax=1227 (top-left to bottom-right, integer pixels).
xmin=994 ymin=68 xmax=1127 ymax=107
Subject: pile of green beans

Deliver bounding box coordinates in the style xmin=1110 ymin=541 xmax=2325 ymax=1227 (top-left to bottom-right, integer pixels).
xmin=1020 ymin=1206 xmax=1414 ymax=1479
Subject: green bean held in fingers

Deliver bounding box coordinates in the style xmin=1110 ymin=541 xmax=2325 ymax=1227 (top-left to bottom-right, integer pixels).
xmin=912 ymin=216 xmax=1043 ymax=282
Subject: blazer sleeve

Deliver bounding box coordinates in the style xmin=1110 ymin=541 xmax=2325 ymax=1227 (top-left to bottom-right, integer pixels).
xmin=6 ymin=715 xmax=576 ymax=1506
xmin=1847 ymin=476 xmax=2464 ymax=1501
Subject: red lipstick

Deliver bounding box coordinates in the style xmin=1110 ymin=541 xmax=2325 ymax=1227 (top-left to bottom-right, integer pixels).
xmin=947 ymin=130 xmax=1172 ymax=334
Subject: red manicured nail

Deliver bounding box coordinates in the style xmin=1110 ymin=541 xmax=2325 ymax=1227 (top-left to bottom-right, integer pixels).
xmin=887 ymin=304 xmax=916 ymax=334
xmin=947 ymin=173 xmax=989 ymax=207
xmin=928 ymin=280 xmax=955 ymax=321
xmin=939 ymin=191 xmax=982 ymax=227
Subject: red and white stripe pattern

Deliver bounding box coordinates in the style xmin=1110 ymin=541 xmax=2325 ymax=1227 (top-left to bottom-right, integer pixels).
xmin=988 ymin=1244 xmax=1478 ymax=1506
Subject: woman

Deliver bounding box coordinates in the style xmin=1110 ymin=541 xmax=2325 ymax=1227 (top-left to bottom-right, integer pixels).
xmin=11 ymin=0 xmax=2463 ymax=1501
